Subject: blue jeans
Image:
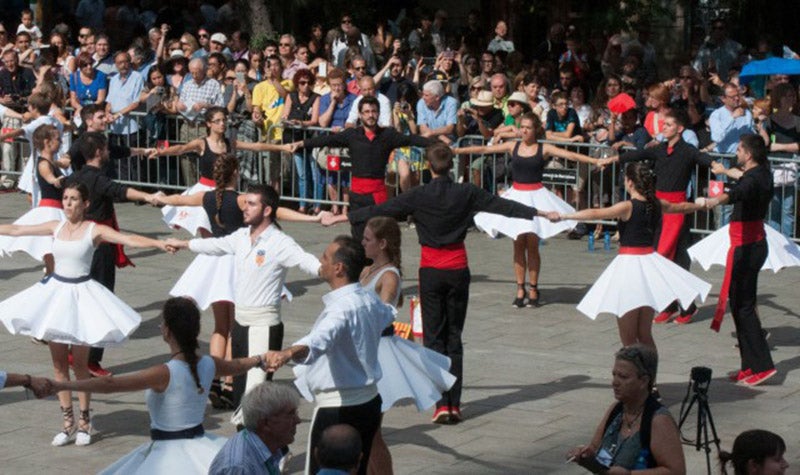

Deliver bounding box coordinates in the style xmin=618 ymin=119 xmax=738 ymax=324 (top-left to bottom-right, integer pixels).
xmin=768 ymin=185 xmax=795 ymax=237
xmin=292 ymin=151 xmax=322 ymax=209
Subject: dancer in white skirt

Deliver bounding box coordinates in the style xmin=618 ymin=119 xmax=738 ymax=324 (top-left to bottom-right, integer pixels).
xmin=358 ymin=216 xmax=456 ymax=475
xmin=156 ymin=154 xmax=327 ymax=408
xmin=454 ymin=112 xmax=601 ymax=307
xmin=46 ymin=297 xmax=279 ymax=474
xmin=553 ymin=163 xmax=710 ymax=352
xmin=151 ymin=107 xmax=290 ymax=236
xmin=688 ymin=223 xmax=800 ymax=273
xmin=0 ymin=182 xmax=174 ymax=447
xmin=0 ymin=124 xmax=65 ymax=273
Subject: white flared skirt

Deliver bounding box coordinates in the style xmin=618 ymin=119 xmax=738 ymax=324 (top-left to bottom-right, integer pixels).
xmin=169 ymin=254 xmax=236 ymax=310
xmin=0 ymin=277 xmax=141 ymax=346
xmin=376 ymin=336 xmax=456 ymax=412
xmin=688 ymin=224 xmax=800 ymax=273
xmin=161 ymin=182 xmax=213 ymax=236
xmin=17 ymin=157 xmax=35 ymax=195
xmin=577 ymin=251 xmax=712 ymax=319
xmin=98 ymin=434 xmax=227 ymax=475
xmin=473 ymin=187 xmax=576 ymax=240
xmin=0 ymin=206 xmax=64 ymax=260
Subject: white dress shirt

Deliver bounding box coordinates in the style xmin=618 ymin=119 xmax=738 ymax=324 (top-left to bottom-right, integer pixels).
xmin=188 ymin=225 xmax=320 ymax=309
xmin=294 ymin=283 xmax=395 ymax=395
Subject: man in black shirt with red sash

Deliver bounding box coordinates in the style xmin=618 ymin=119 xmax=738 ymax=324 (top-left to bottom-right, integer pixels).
xmin=294 ymin=96 xmax=435 ymax=240
xmin=704 ymin=134 xmax=776 ymax=387
xmin=325 ymin=143 xmax=555 ymax=423
xmin=65 ymin=132 xmax=155 ymax=376
xmin=612 ymin=111 xmax=717 ymax=324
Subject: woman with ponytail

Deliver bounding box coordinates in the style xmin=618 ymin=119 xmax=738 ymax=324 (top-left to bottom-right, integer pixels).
xmin=719 ymin=429 xmax=788 ymax=475
xmin=156 ymin=154 xmax=331 ymax=408
xmin=47 ymin=297 xmax=277 ymax=474
xmin=552 ymin=162 xmax=711 ymax=350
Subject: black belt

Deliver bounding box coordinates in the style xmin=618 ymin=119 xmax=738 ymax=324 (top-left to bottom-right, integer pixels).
xmin=381 ymin=325 xmax=395 ymax=337
xmin=150 ymin=424 xmax=204 ymax=441
xmin=40 ymin=274 xmax=92 ymax=284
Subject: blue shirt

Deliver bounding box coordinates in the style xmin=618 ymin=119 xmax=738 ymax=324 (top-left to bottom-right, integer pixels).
xmin=416 ymin=95 xmax=458 ymax=138
xmin=545 ymin=108 xmax=582 ymax=135
xmin=70 ymin=70 xmax=108 ymax=105
xmin=208 ymin=428 xmax=280 ymax=475
xmin=709 ymin=106 xmax=753 ymax=154
xmin=107 ymin=70 xmax=144 ymax=135
xmin=319 ymin=93 xmax=356 ymax=129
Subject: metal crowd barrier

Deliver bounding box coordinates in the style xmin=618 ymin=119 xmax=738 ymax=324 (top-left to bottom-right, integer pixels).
xmin=1 ymin=111 xmax=798 ymax=242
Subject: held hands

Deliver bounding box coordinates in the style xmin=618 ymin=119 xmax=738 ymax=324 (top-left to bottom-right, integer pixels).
xmin=27 ymin=376 xmax=53 ymax=398
xmin=541 ymin=211 xmax=562 ymax=222
xmin=710 ymin=161 xmax=727 ymax=175
xmin=265 ymin=350 xmax=290 ymax=371
xmin=316 ymin=210 xmax=334 ymax=225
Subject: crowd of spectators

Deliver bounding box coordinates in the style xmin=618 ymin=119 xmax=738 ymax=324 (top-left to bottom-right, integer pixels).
xmin=1 ymin=7 xmax=799 ymax=234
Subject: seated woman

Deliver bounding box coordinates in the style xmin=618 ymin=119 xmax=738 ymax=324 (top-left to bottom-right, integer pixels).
xmin=47 ymin=297 xmax=278 ymax=474
xmin=567 ymin=344 xmax=685 ymax=473
xmin=719 ymin=429 xmax=788 ymax=475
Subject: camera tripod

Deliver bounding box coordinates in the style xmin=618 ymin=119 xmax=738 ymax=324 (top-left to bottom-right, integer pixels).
xmin=677 ymin=366 xmax=721 ymax=475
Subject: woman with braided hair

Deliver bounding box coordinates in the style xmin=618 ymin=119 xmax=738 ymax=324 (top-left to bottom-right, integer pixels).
xmin=551 ymin=162 xmax=711 ymax=349
xmin=47 ymin=297 xmax=278 ymax=474
xmin=156 ymin=154 xmax=330 ymax=407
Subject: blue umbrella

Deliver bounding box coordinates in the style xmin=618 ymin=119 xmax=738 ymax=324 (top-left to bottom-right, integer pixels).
xmin=739 ymin=58 xmax=800 ymax=85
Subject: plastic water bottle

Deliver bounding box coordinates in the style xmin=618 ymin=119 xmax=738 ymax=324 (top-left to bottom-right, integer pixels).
xmin=588 ymin=232 xmax=595 ymax=252
xmin=603 ymin=231 xmax=611 ymax=251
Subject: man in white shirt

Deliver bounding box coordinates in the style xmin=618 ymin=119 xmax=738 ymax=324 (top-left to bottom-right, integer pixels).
xmin=267 ymin=235 xmax=395 ymax=475
xmin=345 ymin=77 xmax=392 ymax=128
xmin=167 ymin=185 xmax=320 ymax=407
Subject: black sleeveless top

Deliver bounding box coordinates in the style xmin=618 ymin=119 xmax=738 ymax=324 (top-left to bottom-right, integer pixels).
xmin=199 ymin=138 xmax=230 ymax=180
xmin=286 ymin=91 xmax=319 ymax=142
xmin=618 ymin=199 xmax=661 ymax=248
xmin=510 ymin=142 xmax=547 ymax=184
xmin=202 ymin=189 xmax=243 ymax=237
xmin=37 ymin=158 xmax=64 ymax=201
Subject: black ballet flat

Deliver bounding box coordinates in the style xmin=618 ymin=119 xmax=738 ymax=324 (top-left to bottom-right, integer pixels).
xmin=526 ymin=284 xmax=540 ymax=307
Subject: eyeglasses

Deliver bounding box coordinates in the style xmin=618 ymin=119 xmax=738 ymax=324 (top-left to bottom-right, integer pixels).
xmin=279 ymin=43 xmax=291 ymax=47
xmin=354 ymin=66 xmax=366 ymax=71
xmin=79 ymin=33 xmax=89 ymax=38
xmin=208 ymin=62 xmax=220 ymax=67
xmin=224 ymin=76 xmax=236 ymax=81
xmin=341 ymin=19 xmax=352 ymax=24
xmin=470 ymin=86 xmax=483 ymax=91
xmin=555 ymin=102 xmax=568 ymax=107
xmin=298 ymin=81 xmax=310 ymax=85
xmin=725 ymin=94 xmax=740 ymax=99
xmin=198 ymin=33 xmax=209 ymax=38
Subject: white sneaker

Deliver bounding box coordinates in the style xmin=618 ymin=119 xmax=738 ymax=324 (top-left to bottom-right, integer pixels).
xmin=75 ymin=428 xmax=92 ymax=446
xmin=51 ymin=428 xmax=75 ymax=447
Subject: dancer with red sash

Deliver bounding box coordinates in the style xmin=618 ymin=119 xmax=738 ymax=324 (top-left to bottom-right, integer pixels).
xmin=608 ymin=110 xmax=717 ymax=324
xmin=698 ymin=135 xmax=776 ymax=387
xmin=324 ymin=143 xmax=554 ymax=424
xmin=293 ymin=96 xmax=436 ymax=240
xmin=554 ymin=162 xmax=710 ymax=356
xmin=0 ymin=125 xmax=66 ymax=275
xmin=453 ymin=113 xmax=600 ymax=307
xmin=65 ymin=132 xmax=159 ymax=377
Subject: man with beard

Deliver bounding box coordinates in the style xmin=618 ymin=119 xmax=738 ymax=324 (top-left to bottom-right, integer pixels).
xmin=166 ymin=185 xmax=321 ymax=407
xmin=292 ymin=96 xmax=435 ymax=240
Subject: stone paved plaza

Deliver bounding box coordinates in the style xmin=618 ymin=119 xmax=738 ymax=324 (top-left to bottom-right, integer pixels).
xmin=0 ymin=193 xmax=798 ymax=474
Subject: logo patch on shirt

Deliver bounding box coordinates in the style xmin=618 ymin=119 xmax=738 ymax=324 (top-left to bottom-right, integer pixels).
xmin=255 ymin=249 xmax=266 ymax=266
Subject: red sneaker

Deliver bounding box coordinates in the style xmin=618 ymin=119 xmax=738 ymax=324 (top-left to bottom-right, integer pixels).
xmin=449 ymin=406 xmax=463 ymax=423
xmin=653 ymin=310 xmax=676 ymax=324
xmin=728 ymin=369 xmax=752 ymax=382
xmin=68 ymin=353 xmax=74 ymax=367
xmin=741 ymin=368 xmax=777 ymax=387
xmin=87 ymin=362 xmax=112 ymax=378
xmin=432 ymin=406 xmax=451 ymax=424
xmin=674 ymin=308 xmax=698 ymax=325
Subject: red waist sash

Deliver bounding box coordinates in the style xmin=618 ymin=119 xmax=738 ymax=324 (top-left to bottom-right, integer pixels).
xmin=619 ymin=246 xmax=655 ymax=255
xmin=39 ymin=198 xmax=63 ymax=209
xmin=351 ymin=177 xmax=388 ymax=204
xmin=512 ymin=182 xmax=543 ymax=191
xmin=655 ymin=191 xmax=687 ymax=260
xmin=198 ymin=176 xmax=215 ymax=187
xmin=420 ymin=243 xmax=468 ymax=270
xmin=710 ymin=220 xmax=766 ymax=332
xmin=91 ymin=214 xmax=135 ymax=269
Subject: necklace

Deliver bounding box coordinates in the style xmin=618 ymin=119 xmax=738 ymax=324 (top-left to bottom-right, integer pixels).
xmin=362 ymin=260 xmax=391 ymax=283
xmin=170 ymin=351 xmax=183 ymax=359
xmin=622 ymin=405 xmax=644 ymax=434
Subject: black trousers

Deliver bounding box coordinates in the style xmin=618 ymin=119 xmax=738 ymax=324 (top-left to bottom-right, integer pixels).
xmin=308 ymin=395 xmax=382 ymax=475
xmin=348 ymin=191 xmax=377 ymax=242
xmin=730 ymin=240 xmax=774 ymax=373
xmin=88 ymin=243 xmax=116 ymax=364
xmin=230 ymin=319 xmax=284 ymax=407
xmin=419 ymin=266 xmax=470 ymax=408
